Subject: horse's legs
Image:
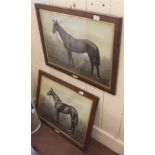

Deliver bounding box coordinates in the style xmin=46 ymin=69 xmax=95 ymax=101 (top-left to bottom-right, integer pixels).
xmin=69 ymin=114 xmax=73 ymax=130
xmin=72 ymin=124 xmax=75 ymax=134
xmin=87 ymin=52 xmax=94 ymax=75
xmin=56 ymin=110 xmax=60 ymax=122
xmin=71 ymin=119 xmax=75 ymax=134
xmin=90 ymin=62 xmax=94 ymax=75
xmin=67 ymin=50 xmax=74 ymax=67
xmin=69 ymin=121 xmax=72 ymax=130
xmin=70 ymin=53 xmax=74 ymax=68
xmin=96 ymin=65 xmax=100 ymax=78
xmin=67 ymin=51 xmax=71 ymax=66
xmin=69 ymin=114 xmax=76 ymax=134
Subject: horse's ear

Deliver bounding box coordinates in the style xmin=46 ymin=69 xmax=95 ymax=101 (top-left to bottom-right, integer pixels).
xmin=53 ymin=19 xmax=56 ymax=23
xmin=56 ymin=20 xmax=58 ymax=24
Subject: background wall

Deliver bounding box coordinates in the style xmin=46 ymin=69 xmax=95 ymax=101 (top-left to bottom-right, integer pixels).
xmin=31 ymin=0 xmax=124 ymax=154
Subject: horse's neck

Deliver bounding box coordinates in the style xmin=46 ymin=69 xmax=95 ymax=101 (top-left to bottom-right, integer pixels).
xmin=52 ymin=92 xmax=61 ymax=104
xmin=57 ymin=26 xmax=68 ymax=42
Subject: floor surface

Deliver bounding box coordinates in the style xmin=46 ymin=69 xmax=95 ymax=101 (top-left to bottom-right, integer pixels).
xmin=31 ymin=122 xmax=118 ymax=155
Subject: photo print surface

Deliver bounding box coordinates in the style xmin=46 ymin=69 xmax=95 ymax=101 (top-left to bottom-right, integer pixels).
xmin=36 ymin=70 xmax=98 ymax=149
xmin=35 ymin=4 xmax=122 ymax=94
xmin=40 ymin=9 xmax=114 ymax=87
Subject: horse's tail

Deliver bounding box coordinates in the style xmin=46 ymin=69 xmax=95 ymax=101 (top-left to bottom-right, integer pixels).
xmin=87 ymin=41 xmax=100 ymax=66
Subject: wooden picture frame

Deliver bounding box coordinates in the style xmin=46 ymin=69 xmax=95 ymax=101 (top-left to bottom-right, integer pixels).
xmin=35 ymin=4 xmax=122 ymax=95
xmin=36 ymin=70 xmax=99 ymax=151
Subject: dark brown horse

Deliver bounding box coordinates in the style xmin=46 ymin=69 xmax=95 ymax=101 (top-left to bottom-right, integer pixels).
xmin=47 ymin=88 xmax=78 ymax=134
xmin=53 ymin=20 xmax=100 ymax=77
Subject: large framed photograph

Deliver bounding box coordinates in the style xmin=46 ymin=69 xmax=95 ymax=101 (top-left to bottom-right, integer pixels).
xmin=36 ymin=70 xmax=98 ymax=150
xmin=35 ymin=4 xmax=122 ymax=95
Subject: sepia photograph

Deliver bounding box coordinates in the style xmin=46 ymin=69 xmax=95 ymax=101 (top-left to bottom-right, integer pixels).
xmin=36 ymin=70 xmax=98 ymax=150
xmin=35 ymin=4 xmax=122 ymax=94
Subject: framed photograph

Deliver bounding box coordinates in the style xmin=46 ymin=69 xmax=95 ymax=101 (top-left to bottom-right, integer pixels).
xmin=35 ymin=4 xmax=122 ymax=95
xmin=36 ymin=70 xmax=98 ymax=150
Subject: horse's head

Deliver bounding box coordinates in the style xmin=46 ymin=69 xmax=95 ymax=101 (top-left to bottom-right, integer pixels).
xmin=53 ymin=19 xmax=59 ymax=33
xmin=47 ymin=88 xmax=54 ymax=96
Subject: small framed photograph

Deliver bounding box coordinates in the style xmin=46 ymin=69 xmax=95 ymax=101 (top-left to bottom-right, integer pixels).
xmin=36 ymin=70 xmax=98 ymax=150
xmin=35 ymin=4 xmax=122 ymax=95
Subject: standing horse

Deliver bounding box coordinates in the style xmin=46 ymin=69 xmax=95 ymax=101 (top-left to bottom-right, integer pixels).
xmin=47 ymin=88 xmax=78 ymax=134
xmin=52 ymin=20 xmax=100 ymax=77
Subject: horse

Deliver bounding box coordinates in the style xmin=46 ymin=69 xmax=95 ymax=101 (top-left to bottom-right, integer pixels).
xmin=52 ymin=20 xmax=100 ymax=77
xmin=47 ymin=88 xmax=78 ymax=134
